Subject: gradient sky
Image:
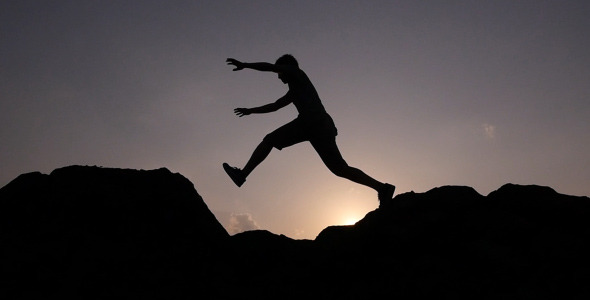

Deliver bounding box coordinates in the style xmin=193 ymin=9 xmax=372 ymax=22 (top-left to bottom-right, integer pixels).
xmin=2 ymin=1 xmax=589 ymax=239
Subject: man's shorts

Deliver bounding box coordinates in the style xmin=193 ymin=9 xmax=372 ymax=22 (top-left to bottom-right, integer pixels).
xmin=264 ymin=114 xmax=338 ymax=150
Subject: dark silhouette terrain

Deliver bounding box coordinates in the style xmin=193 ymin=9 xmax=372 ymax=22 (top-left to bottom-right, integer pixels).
xmin=1 ymin=166 xmax=589 ymax=299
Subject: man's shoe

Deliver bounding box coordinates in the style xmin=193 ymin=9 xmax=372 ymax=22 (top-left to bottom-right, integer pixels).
xmin=223 ymin=163 xmax=246 ymax=187
xmin=378 ymin=183 xmax=396 ymax=203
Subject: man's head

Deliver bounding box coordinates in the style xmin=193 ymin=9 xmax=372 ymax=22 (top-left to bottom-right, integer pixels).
xmin=275 ymin=54 xmax=298 ymax=67
xmin=276 ymin=54 xmax=298 ymax=84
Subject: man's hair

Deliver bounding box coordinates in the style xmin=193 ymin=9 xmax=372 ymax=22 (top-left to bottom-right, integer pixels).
xmin=275 ymin=54 xmax=298 ymax=67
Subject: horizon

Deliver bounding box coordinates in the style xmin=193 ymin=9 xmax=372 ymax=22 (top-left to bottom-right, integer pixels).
xmin=3 ymin=164 xmax=584 ymax=239
xmin=2 ymin=1 xmax=589 ymax=239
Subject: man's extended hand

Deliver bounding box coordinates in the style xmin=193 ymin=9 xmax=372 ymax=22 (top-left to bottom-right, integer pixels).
xmin=226 ymin=58 xmax=244 ymax=71
xmin=234 ymin=108 xmax=251 ymax=117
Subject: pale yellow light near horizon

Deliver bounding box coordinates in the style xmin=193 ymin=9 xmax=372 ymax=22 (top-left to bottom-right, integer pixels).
xmin=342 ymin=216 xmax=361 ymax=226
xmin=326 ymin=189 xmax=373 ymax=227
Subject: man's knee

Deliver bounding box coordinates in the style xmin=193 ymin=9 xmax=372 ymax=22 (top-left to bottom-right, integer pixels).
xmin=326 ymin=160 xmax=350 ymax=177
xmin=262 ymin=134 xmax=280 ymax=150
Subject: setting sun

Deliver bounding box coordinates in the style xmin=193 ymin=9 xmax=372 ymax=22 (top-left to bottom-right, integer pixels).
xmin=342 ymin=216 xmax=360 ymax=226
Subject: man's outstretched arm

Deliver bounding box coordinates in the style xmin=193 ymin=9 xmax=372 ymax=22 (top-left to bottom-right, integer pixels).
xmin=234 ymin=94 xmax=292 ymax=117
xmin=226 ymin=58 xmax=294 ymax=73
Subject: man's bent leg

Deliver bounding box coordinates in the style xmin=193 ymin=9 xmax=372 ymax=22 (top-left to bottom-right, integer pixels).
xmin=224 ymin=136 xmax=278 ymax=187
xmin=242 ymin=138 xmax=273 ymax=178
xmin=242 ymin=119 xmax=308 ymax=178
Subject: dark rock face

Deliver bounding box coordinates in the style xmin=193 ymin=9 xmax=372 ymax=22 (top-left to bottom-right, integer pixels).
xmin=314 ymin=185 xmax=590 ymax=299
xmin=0 ymin=166 xmax=228 ymax=299
xmin=2 ymin=167 xmax=589 ymax=299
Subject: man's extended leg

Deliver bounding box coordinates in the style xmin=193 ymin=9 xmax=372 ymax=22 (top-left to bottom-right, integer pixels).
xmin=313 ymin=141 xmax=382 ymax=190
xmin=311 ymin=137 xmax=395 ymax=201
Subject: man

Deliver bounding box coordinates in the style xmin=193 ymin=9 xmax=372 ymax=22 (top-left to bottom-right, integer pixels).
xmin=223 ymin=54 xmax=395 ymax=203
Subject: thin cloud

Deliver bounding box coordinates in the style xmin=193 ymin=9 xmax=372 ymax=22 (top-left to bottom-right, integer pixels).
xmin=293 ymin=229 xmax=305 ymax=237
xmin=228 ymin=213 xmax=260 ymax=235
xmin=483 ymin=123 xmax=496 ymax=139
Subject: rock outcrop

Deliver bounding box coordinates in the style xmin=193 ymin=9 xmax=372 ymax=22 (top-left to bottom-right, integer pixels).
xmin=1 ymin=166 xmax=589 ymax=299
xmin=0 ymin=166 xmax=228 ymax=299
xmin=314 ymin=185 xmax=590 ymax=298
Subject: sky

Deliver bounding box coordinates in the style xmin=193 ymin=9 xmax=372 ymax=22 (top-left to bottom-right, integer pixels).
xmin=2 ymin=0 xmax=589 ymax=240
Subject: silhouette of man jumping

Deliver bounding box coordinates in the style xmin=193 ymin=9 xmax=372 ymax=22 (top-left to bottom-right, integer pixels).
xmin=223 ymin=55 xmax=395 ymax=203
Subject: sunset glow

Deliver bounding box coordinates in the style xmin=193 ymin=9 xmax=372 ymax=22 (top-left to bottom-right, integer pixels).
xmin=342 ymin=216 xmax=360 ymax=226
xmin=2 ymin=1 xmax=589 ymax=240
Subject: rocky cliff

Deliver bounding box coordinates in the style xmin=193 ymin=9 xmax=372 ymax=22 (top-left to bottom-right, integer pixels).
xmin=1 ymin=166 xmax=589 ymax=299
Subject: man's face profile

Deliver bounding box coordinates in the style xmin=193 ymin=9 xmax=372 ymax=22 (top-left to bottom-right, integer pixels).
xmin=278 ymin=72 xmax=288 ymax=84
